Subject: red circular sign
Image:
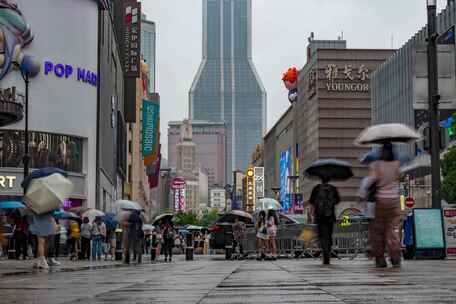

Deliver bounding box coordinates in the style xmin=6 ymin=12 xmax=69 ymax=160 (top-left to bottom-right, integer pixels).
xmin=405 ymin=197 xmax=415 ymax=208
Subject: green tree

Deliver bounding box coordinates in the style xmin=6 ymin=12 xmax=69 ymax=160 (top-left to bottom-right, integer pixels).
xmin=173 ymin=212 xmax=200 ymax=226
xmin=442 ymin=146 xmax=456 ymax=204
xmin=200 ymin=209 xmax=219 ymax=228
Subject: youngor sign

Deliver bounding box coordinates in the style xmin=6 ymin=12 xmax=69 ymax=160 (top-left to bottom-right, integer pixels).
xmin=324 ymin=64 xmax=370 ymax=93
xmin=142 ymin=99 xmax=159 ymax=166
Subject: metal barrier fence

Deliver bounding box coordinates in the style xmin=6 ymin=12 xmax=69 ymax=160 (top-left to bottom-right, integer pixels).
xmin=332 ymin=218 xmax=370 ymax=259
xmin=232 ymin=219 xmax=370 ymax=259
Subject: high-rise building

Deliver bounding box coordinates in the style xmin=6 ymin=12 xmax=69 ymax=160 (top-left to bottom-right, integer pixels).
xmin=189 ymin=0 xmax=266 ymax=181
xmin=168 ymin=120 xmax=226 ymax=187
xmin=141 ymin=13 xmax=156 ymax=94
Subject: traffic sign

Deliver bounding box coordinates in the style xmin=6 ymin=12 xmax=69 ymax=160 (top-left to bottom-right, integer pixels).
xmin=405 ymin=197 xmax=415 ymax=209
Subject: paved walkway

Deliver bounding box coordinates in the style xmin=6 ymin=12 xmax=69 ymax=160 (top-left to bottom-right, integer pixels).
xmin=0 ymin=256 xmax=456 ymax=303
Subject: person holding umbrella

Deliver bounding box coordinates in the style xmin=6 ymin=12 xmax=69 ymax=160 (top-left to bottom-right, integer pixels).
xmin=306 ymin=159 xmax=351 ymax=265
xmin=355 ymin=123 xmax=421 ymax=268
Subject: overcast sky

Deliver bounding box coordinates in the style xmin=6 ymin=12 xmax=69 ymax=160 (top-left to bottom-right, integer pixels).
xmin=142 ymin=0 xmax=448 ymax=158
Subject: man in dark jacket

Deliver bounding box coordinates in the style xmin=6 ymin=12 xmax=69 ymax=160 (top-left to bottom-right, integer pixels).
xmin=309 ymin=177 xmax=340 ymax=265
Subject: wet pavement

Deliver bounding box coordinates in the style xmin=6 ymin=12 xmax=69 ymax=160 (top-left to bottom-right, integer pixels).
xmin=1 ymin=256 xmax=456 ymax=303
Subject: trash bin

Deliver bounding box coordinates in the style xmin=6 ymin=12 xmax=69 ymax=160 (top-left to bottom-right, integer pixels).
xmin=185 ymin=233 xmax=193 ymax=261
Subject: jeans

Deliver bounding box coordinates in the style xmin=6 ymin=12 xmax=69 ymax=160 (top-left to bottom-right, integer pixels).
xmin=92 ymin=235 xmax=102 ymax=260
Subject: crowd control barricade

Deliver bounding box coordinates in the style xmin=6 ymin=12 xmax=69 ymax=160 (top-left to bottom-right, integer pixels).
xmin=332 ymin=217 xmax=370 ymax=259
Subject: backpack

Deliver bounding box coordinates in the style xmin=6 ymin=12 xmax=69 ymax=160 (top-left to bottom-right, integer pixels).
xmin=315 ymin=184 xmax=337 ymax=218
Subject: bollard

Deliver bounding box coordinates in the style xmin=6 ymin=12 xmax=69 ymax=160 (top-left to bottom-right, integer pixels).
xmin=115 ymin=230 xmax=123 ymax=261
xmin=150 ymin=234 xmax=157 ymax=262
xmin=225 ymin=231 xmax=233 ymax=260
xmin=185 ymin=233 xmax=193 ymax=261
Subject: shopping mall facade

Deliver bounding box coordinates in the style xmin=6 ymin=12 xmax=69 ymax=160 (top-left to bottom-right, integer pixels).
xmin=0 ymin=0 xmax=127 ymax=211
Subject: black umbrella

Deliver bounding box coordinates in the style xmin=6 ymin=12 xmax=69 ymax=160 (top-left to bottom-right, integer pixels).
xmin=305 ymin=159 xmax=353 ymax=181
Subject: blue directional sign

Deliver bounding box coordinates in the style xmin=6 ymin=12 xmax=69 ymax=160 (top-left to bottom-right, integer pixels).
xmin=437 ymin=25 xmax=455 ymax=45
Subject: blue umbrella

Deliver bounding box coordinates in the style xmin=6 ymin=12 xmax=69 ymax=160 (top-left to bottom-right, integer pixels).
xmin=305 ymin=159 xmax=353 ymax=181
xmin=0 ymin=201 xmax=25 ymax=209
xmin=53 ymin=209 xmax=79 ymax=220
xmin=103 ymin=212 xmax=118 ymax=230
xmin=360 ymin=147 xmax=410 ymax=165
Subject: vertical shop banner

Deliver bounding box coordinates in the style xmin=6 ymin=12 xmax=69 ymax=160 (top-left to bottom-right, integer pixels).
xmin=279 ymin=149 xmax=291 ymax=212
xmin=172 ymin=178 xmax=186 ymax=212
xmin=444 ymin=208 xmax=456 ymax=257
xmin=122 ymin=0 xmax=141 ymax=77
xmin=254 ymin=167 xmax=264 ymax=200
xmin=142 ymin=99 xmax=160 ymax=166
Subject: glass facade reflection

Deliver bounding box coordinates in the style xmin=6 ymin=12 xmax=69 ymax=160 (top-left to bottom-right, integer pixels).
xmin=189 ymin=0 xmax=266 ymax=181
xmin=0 ymin=130 xmax=83 ymax=173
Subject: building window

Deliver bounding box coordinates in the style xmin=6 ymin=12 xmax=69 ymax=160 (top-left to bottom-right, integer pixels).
xmin=0 ymin=129 xmax=83 ymax=173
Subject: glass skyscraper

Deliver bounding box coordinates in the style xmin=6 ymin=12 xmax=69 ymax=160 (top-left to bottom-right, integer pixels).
xmin=141 ymin=14 xmax=156 ymax=94
xmin=189 ymin=0 xmax=266 ymax=182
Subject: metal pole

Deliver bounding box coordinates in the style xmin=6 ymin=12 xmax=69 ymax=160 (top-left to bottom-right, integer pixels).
xmin=23 ymin=72 xmax=30 ymax=193
xmin=427 ymin=2 xmax=442 ymax=209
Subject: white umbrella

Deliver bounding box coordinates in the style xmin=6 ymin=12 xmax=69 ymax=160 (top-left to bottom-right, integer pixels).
xmin=24 ymin=173 xmax=73 ymax=215
xmin=355 ymin=123 xmax=421 ymax=146
xmin=81 ymin=209 xmax=105 ymax=222
xmin=142 ymin=224 xmax=155 ymax=231
xmin=115 ymin=200 xmax=142 ymax=211
xmin=117 ymin=210 xmax=132 ymax=222
xmin=256 ymin=198 xmax=282 ymax=211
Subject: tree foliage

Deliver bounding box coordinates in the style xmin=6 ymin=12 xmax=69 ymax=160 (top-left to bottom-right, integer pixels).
xmin=442 ymin=146 xmax=456 ymax=204
xmin=173 ymin=212 xmax=200 ymax=226
xmin=200 ymin=209 xmax=219 ymax=228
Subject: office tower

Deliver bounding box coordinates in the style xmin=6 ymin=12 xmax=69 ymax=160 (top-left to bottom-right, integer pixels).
xmin=141 ymin=13 xmax=156 ymax=93
xmin=189 ymin=0 xmax=266 ymax=182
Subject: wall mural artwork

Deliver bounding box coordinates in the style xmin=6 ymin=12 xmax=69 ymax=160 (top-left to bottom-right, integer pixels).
xmin=0 ymin=0 xmax=40 ymax=80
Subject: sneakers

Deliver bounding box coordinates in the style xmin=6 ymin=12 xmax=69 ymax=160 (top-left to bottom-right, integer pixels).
xmin=375 ymin=257 xmax=388 ymax=268
xmin=391 ymin=258 xmax=401 ymax=268
xmin=47 ymin=258 xmax=61 ymax=266
xmin=33 ymin=257 xmax=49 ymax=269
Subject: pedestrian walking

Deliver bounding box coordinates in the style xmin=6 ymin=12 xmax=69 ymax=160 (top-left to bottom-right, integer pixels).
xmin=309 ymin=177 xmax=341 ymax=265
xmin=27 ymin=212 xmax=58 ymax=269
xmin=125 ymin=210 xmax=143 ymax=264
xmin=69 ymin=220 xmax=81 ymax=261
xmin=13 ymin=216 xmax=28 ymax=260
xmin=366 ymin=143 xmax=402 ymax=268
xmin=90 ymin=216 xmax=106 ymax=261
xmin=232 ymin=216 xmax=246 ymax=259
xmin=256 ymin=210 xmax=268 ymax=261
xmin=80 ymin=217 xmax=91 ymax=260
xmin=266 ymin=210 xmax=278 ymax=260
xmin=161 ymin=222 xmax=174 ymax=262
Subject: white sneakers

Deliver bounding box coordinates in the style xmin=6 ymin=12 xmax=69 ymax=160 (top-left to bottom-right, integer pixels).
xmin=33 ymin=257 xmax=49 ymax=269
xmin=47 ymin=258 xmax=61 ymax=266
xmin=33 ymin=257 xmax=61 ymax=269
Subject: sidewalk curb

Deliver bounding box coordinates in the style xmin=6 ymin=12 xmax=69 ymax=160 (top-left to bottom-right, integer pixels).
xmin=0 ymin=262 xmax=127 ymax=277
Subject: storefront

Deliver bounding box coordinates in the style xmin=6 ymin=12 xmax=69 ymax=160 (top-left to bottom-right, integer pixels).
xmin=0 ymin=0 xmax=108 ymax=208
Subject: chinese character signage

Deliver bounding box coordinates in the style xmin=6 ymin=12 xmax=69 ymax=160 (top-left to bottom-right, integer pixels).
xmin=122 ymin=1 xmax=141 ymax=77
xmin=172 ymin=178 xmax=186 ymax=212
xmin=142 ymin=99 xmax=160 ymax=166
xmin=245 ymin=168 xmax=255 ymax=213
xmin=254 ymin=167 xmax=264 ymax=200
xmin=443 ymin=208 xmax=456 ymax=256
xmin=324 ymin=64 xmax=370 ymax=92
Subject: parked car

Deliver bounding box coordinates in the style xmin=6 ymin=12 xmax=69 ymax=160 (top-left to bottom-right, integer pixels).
xmin=209 ymin=211 xmax=253 ymax=259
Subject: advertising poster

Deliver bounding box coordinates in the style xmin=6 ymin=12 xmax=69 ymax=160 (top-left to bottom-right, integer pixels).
xmin=142 ymin=99 xmax=160 ymax=166
xmin=279 ymin=149 xmax=291 ymax=212
xmin=443 ymin=208 xmax=456 ymax=257
xmin=413 ymin=209 xmax=445 ymax=249
xmin=171 ymin=178 xmax=186 ymax=212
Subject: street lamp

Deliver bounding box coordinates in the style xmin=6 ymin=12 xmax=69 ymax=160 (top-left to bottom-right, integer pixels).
xmin=426 ymin=0 xmax=442 ymax=209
